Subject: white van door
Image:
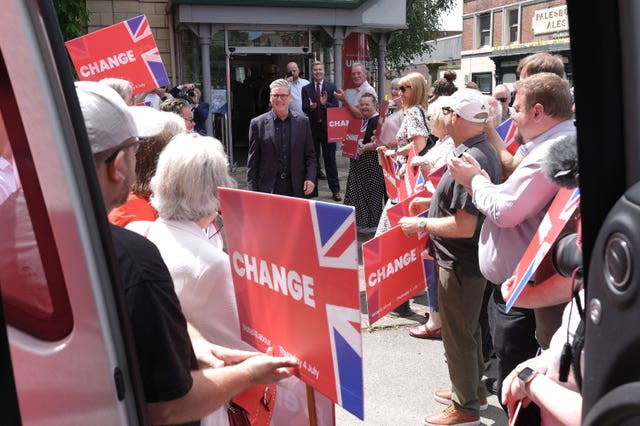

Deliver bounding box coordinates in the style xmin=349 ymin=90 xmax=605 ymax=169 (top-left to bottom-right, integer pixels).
xmin=0 ymin=1 xmax=146 ymax=424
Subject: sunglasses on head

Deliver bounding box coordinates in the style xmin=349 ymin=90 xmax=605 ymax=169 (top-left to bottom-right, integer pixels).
xmin=399 ymin=85 xmax=412 ymax=93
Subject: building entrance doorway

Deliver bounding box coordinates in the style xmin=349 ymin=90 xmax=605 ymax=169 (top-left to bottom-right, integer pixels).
xmin=229 ymin=54 xmax=310 ymax=165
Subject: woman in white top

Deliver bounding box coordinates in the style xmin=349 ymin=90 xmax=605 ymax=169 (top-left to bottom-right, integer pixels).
xmin=145 ymin=133 xmax=332 ymax=425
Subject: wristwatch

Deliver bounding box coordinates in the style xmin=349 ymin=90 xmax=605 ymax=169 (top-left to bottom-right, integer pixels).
xmin=517 ymin=367 xmax=538 ymax=384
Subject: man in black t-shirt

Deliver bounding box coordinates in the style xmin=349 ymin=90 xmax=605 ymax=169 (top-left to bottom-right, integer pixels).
xmin=76 ymin=81 xmax=297 ymax=425
xmin=400 ymin=89 xmax=502 ymax=426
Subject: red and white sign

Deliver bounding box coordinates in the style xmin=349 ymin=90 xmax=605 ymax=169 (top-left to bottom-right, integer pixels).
xmin=386 ymin=189 xmax=430 ymax=228
xmin=327 ymin=107 xmax=352 ymax=143
xmin=342 ymin=118 xmax=365 ymax=160
xmin=505 ymin=188 xmax=581 ymax=311
xmin=65 ymin=15 xmax=169 ymax=95
xmin=379 ymin=151 xmax=400 ymax=201
xmin=426 ymin=164 xmax=447 ymax=193
xmin=496 ymin=117 xmax=520 ymax=156
xmin=342 ymin=32 xmax=370 ymax=90
xmin=363 ymin=226 xmax=428 ymax=324
xmin=218 ymin=188 xmax=364 ymax=419
xmin=397 ymin=146 xmax=426 ymax=202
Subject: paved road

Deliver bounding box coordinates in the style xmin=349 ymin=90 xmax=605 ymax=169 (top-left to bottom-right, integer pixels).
xmin=231 ymin=161 xmax=509 ymax=426
xmin=334 ymin=309 xmax=508 ymax=425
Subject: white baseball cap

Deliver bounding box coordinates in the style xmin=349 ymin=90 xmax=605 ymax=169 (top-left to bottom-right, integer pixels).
xmin=75 ymin=81 xmax=165 ymax=154
xmin=439 ymin=88 xmax=490 ymax=124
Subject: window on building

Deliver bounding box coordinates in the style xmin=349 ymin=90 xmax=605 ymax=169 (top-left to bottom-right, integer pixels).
xmin=478 ymin=13 xmax=491 ymax=47
xmin=472 ymin=72 xmax=493 ymax=94
xmin=508 ymin=9 xmax=520 ymax=44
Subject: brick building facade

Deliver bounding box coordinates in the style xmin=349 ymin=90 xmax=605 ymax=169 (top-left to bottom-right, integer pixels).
xmin=461 ymin=0 xmax=570 ymax=93
xmin=86 ymin=1 xmax=174 ymax=79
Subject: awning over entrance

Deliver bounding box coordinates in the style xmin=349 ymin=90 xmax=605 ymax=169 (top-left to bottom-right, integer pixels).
xmin=171 ymin=0 xmax=370 ymax=9
xmin=171 ymin=0 xmax=406 ymax=30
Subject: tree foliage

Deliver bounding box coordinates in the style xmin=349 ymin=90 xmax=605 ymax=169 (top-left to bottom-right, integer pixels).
xmin=55 ymin=0 xmax=89 ymax=41
xmin=373 ymin=0 xmax=455 ymax=79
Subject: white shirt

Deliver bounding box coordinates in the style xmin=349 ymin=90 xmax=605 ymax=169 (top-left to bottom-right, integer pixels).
xmin=289 ymin=77 xmax=310 ymax=113
xmin=352 ymin=80 xmax=377 ymax=105
xmin=143 ymin=92 xmax=161 ymax=110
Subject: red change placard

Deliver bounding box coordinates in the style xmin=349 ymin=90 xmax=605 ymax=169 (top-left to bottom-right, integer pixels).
xmin=65 ymin=15 xmax=169 ymax=95
xmin=363 ymin=226 xmax=428 ymax=324
xmin=218 ymin=188 xmax=364 ymax=419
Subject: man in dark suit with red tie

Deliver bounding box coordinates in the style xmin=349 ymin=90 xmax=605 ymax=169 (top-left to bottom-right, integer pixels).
xmin=301 ymin=61 xmax=341 ymax=201
xmin=248 ymin=79 xmax=316 ymax=198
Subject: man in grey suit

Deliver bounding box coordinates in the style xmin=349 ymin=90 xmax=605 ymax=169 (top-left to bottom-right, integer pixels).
xmin=247 ymin=79 xmax=316 ymax=197
xmin=302 ymin=60 xmax=341 ymax=201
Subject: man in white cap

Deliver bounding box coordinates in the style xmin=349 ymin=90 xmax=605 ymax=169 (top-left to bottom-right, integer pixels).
xmin=400 ymin=88 xmax=502 ymax=426
xmin=75 ymin=81 xmax=297 ymax=425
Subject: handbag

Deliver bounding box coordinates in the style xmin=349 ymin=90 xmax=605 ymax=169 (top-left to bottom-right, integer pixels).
xmin=418 ymin=107 xmax=438 ymax=152
xmin=227 ymin=401 xmax=251 ymax=426
xmin=227 ymin=384 xmax=276 ymax=426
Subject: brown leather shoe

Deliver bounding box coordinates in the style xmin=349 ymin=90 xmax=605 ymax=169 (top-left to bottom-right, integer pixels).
xmin=433 ymin=389 xmax=488 ymax=411
xmin=408 ymin=324 xmax=442 ymax=339
xmin=424 ymin=406 xmax=480 ymax=426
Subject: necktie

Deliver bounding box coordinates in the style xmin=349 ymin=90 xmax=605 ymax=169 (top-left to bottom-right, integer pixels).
xmin=316 ymin=83 xmax=322 ymax=122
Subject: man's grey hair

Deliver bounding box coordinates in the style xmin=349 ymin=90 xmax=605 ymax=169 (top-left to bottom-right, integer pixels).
xmin=351 ymin=62 xmax=368 ymax=75
xmin=150 ymin=133 xmax=237 ymax=221
xmin=269 ymin=78 xmax=291 ymax=94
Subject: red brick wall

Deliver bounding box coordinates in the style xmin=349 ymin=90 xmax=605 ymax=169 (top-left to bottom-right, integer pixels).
xmin=521 ymin=0 xmax=566 ymax=42
xmin=463 ymin=17 xmax=475 ymax=50
xmin=492 ymin=9 xmax=503 ymax=46
xmin=463 ymin=0 xmax=568 ymax=49
xmin=463 ymin=0 xmax=515 ymax=15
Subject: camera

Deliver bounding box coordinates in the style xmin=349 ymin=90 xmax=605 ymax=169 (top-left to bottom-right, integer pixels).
xmin=552 ymin=232 xmax=582 ymax=278
xmin=178 ymin=85 xmax=198 ymax=103
xmin=285 ymin=71 xmax=293 ymax=78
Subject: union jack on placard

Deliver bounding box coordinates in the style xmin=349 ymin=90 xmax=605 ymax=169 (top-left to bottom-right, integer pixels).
xmin=559 ymin=188 xmax=580 ymax=220
xmin=141 ymin=48 xmax=170 ymax=87
xmin=414 ymin=170 xmax=426 ymax=192
xmin=497 ymin=117 xmax=519 ymax=155
xmin=326 ymin=304 xmax=363 ymax=419
xmin=505 ymin=187 xmax=581 ymax=311
xmin=125 ymin=15 xmax=152 ymax=42
xmin=360 ymin=118 xmax=369 ymax=134
xmin=309 ymin=201 xmax=358 ymax=269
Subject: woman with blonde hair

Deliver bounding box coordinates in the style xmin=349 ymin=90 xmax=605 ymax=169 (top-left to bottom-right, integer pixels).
xmin=376 ymin=72 xmax=432 ymax=316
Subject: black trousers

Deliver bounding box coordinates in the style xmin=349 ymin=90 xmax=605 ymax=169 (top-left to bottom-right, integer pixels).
xmin=480 ymin=283 xmax=494 ymax=361
xmin=489 ymin=286 xmax=541 ymax=425
xmin=311 ymin=122 xmax=340 ymax=194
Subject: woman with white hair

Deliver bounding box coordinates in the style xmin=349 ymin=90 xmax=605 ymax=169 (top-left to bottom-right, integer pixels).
xmin=144 ymin=133 xmax=243 ymax=425
xmin=147 ymin=133 xmax=238 ymax=345
xmin=144 ymin=133 xmax=328 ymax=425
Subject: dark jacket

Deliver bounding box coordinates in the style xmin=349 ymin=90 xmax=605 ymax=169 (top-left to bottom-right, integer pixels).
xmin=247 ymin=110 xmax=317 ymax=197
xmin=301 ymin=80 xmax=338 ymax=131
